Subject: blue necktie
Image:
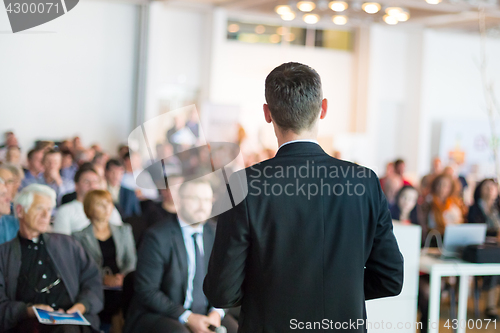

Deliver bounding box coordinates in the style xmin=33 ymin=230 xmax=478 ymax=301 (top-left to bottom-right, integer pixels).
xmin=191 ymin=233 xmax=207 ymax=314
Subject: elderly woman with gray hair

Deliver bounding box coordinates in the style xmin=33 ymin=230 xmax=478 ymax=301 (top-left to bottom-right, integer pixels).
xmin=0 ymin=183 xmax=103 ymax=333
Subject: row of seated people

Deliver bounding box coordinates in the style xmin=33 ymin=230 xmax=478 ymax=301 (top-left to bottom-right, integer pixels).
xmin=386 ymin=173 xmax=500 ymax=331
xmin=0 ymin=178 xmax=239 ymax=333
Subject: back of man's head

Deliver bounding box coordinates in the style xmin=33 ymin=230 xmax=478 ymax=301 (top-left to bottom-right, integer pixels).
xmin=265 ymin=62 xmax=323 ymax=134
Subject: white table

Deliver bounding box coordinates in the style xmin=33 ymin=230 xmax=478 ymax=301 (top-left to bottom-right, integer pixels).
xmin=419 ymin=253 xmax=500 ymax=333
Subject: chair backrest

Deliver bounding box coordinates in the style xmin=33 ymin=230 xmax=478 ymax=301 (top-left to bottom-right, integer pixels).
xmin=122 ymin=271 xmax=135 ymax=317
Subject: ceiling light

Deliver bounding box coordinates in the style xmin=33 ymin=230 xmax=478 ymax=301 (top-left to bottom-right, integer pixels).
xmin=396 ymin=10 xmax=410 ymax=22
xmin=329 ymin=1 xmax=348 ymax=12
xmin=255 ymin=25 xmax=266 ymax=34
xmin=285 ymin=33 xmax=296 ymax=42
xmin=362 ymin=2 xmax=381 ymax=14
xmin=297 ymin=1 xmax=316 ymax=12
xmin=383 ymin=14 xmax=398 ymax=25
xmin=332 ymin=15 xmax=348 ymax=25
xmin=303 ymin=13 xmax=320 ymax=24
xmin=281 ymin=11 xmax=296 ymax=21
xmin=227 ymin=24 xmax=240 ymax=33
xmin=277 ymin=27 xmax=288 ymax=35
xmin=275 ymin=5 xmax=292 ymax=15
xmin=270 ymin=34 xmax=281 ymax=43
xmin=385 ymin=7 xmax=402 ymax=16
xmin=425 ymin=0 xmax=442 ymax=4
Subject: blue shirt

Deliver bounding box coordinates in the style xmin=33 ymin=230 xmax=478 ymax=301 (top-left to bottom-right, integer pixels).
xmin=177 ymin=218 xmax=224 ymax=323
xmin=20 ymin=170 xmax=41 ymax=190
xmin=0 ymin=215 xmax=19 ymax=245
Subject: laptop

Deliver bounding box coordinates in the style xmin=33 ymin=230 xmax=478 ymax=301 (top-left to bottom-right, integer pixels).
xmin=441 ymin=224 xmax=487 ymax=258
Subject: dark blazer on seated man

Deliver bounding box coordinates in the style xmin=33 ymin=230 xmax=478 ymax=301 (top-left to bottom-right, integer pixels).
xmin=0 ymin=233 xmax=104 ymax=332
xmin=115 ymin=186 xmax=142 ymax=219
xmin=124 ymin=217 xmax=237 ymax=333
xmin=204 ymin=62 xmax=404 ymax=333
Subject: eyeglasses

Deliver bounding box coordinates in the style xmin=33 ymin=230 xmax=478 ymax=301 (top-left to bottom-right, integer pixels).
xmin=34 ymin=278 xmax=61 ymax=294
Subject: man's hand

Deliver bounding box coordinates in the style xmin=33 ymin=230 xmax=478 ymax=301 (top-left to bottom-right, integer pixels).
xmin=186 ymin=313 xmax=212 ymax=333
xmin=27 ymin=304 xmax=54 ymax=317
xmin=103 ymin=274 xmax=124 ymax=287
xmin=66 ymin=303 xmax=86 ymax=314
xmin=207 ymin=310 xmax=221 ymax=328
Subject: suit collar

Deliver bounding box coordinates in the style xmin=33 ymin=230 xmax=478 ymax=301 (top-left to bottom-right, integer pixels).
xmin=275 ymin=141 xmax=326 ymax=158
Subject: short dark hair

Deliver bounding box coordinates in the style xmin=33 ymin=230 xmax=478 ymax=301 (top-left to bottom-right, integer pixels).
xmin=43 ymin=148 xmax=61 ymax=161
xmin=394 ymin=159 xmax=405 ymax=168
xmin=27 ymin=148 xmax=43 ymax=161
xmin=265 ymin=62 xmax=323 ymax=133
xmin=74 ymin=163 xmax=99 ymax=183
xmin=106 ymin=158 xmax=124 ymax=171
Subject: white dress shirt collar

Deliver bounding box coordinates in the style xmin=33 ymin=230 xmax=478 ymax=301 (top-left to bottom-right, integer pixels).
xmin=278 ymin=139 xmax=319 ymax=151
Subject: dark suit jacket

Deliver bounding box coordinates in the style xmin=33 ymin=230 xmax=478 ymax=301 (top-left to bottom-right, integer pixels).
xmin=124 ymin=219 xmax=216 ymax=333
xmin=204 ymin=142 xmax=404 ymax=332
xmin=61 ymin=191 xmax=77 ymax=205
xmin=116 ymin=186 xmax=142 ymax=219
xmin=0 ymin=233 xmax=103 ymax=331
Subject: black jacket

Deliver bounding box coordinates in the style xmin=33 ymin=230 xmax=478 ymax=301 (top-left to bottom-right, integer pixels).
xmin=0 ymin=233 xmax=103 ymax=331
xmin=124 ymin=219 xmax=216 ymax=333
xmin=204 ymin=142 xmax=404 ymax=332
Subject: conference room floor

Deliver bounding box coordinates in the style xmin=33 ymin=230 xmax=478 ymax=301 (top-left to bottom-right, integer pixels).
xmin=422 ymin=286 xmax=499 ymax=333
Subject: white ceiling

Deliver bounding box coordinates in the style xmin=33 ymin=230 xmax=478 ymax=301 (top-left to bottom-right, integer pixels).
xmin=161 ymin=0 xmax=500 ymax=32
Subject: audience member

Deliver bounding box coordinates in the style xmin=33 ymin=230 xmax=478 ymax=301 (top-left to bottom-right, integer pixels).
xmin=423 ymin=174 xmax=467 ymax=235
xmin=394 ymin=158 xmax=412 ymax=186
xmin=124 ymin=179 xmax=238 ymax=333
xmin=0 ymin=178 xmax=18 ymax=244
xmin=390 ymin=185 xmax=427 ymax=243
xmin=144 ymin=176 xmax=179 ymax=226
xmin=1 ymin=164 xmax=24 ymax=199
xmin=0 ymin=131 xmax=18 ymax=162
xmin=0 ymin=166 xmax=16 ymax=202
xmin=5 ymin=146 xmax=21 ymax=166
xmin=0 ymin=184 xmax=103 ymax=332
xmin=467 ymin=178 xmax=500 ymax=319
xmin=73 ymin=190 xmax=136 ymax=330
xmin=21 ymin=148 xmax=45 ymax=189
xmin=382 ymin=174 xmax=403 ymax=206
xmin=105 ymin=159 xmax=142 ymax=219
xmin=36 ymin=149 xmax=75 ymax=206
xmin=121 ymin=153 xmax=159 ymax=201
xmin=61 ymin=150 xmax=78 ymax=181
xmin=420 ymin=157 xmax=443 ymax=199
xmin=53 ymin=167 xmax=123 ymax=235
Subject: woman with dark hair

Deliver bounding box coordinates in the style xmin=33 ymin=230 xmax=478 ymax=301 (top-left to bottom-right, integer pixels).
xmin=390 ymin=185 xmax=427 ymax=244
xmin=468 ymin=178 xmax=500 ymax=319
xmin=468 ymin=178 xmax=500 ymax=236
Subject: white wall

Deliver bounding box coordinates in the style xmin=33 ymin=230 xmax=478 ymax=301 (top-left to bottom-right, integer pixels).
xmin=0 ymin=0 xmax=138 ymax=154
xmin=418 ymin=29 xmax=500 ymax=176
xmin=142 ymin=2 xmax=210 ymax=147
xmin=208 ymin=8 xmax=353 ymax=154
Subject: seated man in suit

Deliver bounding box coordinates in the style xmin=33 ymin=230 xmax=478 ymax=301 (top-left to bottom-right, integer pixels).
xmin=105 ymin=159 xmax=141 ymax=219
xmin=0 ymin=184 xmax=103 ymax=332
xmin=124 ymin=179 xmax=237 ymax=333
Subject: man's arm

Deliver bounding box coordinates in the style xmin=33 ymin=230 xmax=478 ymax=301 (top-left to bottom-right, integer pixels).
xmin=364 ymin=176 xmax=404 ymax=300
xmin=204 ymin=194 xmax=250 ymax=308
xmin=133 ymin=229 xmax=186 ymax=319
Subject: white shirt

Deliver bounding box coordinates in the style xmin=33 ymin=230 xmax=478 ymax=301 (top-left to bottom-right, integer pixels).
xmin=177 ymin=217 xmax=225 ymax=323
xmin=277 ymin=139 xmax=319 ymax=151
xmin=52 ymin=199 xmax=123 ymax=235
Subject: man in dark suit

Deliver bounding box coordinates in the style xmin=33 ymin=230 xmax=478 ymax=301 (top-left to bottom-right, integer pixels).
xmin=124 ymin=179 xmax=237 ymax=333
xmin=105 ymin=159 xmax=141 ymax=219
xmin=204 ymin=62 xmax=404 ymax=332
